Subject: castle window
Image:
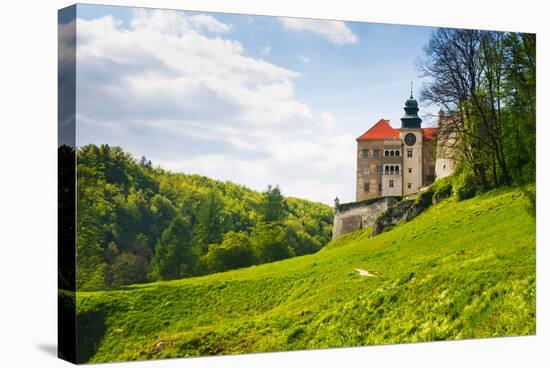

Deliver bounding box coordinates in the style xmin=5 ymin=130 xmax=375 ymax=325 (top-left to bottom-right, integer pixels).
xmin=395 ymin=166 xmax=400 ymax=173
xmin=364 ymin=167 xmax=370 ymax=176
xmin=395 ymin=150 xmax=400 ymax=156
xmin=373 ymin=149 xmax=380 ymax=158
xmin=362 ymin=149 xmax=369 ymax=159
xmin=364 ymin=183 xmax=370 ymax=193
xmin=407 ymin=149 xmax=413 ymax=158
xmin=378 ymin=183 xmax=382 ymax=192
xmin=408 ymin=168 xmax=412 ymax=174
xmin=407 ymin=183 xmax=412 ymax=189
xmin=390 ymin=150 xmax=395 ymax=157
xmin=389 ymin=180 xmax=394 ymax=188
xmin=390 ymin=166 xmax=395 ymax=174
xmin=384 ymin=150 xmax=390 ymax=157
xmin=377 ymin=165 xmax=383 ymax=175
xmin=384 ymin=165 xmax=390 ymax=174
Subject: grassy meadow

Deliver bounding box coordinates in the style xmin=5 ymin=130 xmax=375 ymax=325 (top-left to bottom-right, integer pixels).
xmin=75 ymin=187 xmax=535 ymax=363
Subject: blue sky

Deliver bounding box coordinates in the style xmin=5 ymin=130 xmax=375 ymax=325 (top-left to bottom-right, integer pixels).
xmin=70 ymin=4 xmax=437 ymax=204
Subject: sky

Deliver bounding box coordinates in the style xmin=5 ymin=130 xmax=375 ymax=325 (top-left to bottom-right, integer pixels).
xmin=65 ymin=4 xmax=438 ymax=205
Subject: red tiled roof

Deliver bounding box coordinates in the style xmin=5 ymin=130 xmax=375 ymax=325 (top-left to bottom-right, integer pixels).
xmin=356 ymin=119 xmax=399 ymax=141
xmin=357 ymin=120 xmax=438 ymax=142
xmin=423 ymin=128 xmax=437 ymax=141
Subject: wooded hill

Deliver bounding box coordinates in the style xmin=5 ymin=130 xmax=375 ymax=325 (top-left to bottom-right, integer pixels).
xmin=67 ymin=144 xmax=333 ymax=290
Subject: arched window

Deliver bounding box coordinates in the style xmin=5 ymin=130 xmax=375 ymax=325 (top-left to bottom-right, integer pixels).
xmin=390 ymin=150 xmax=395 ymax=156
xmin=395 ymin=150 xmax=400 ymax=156
xmin=390 ymin=166 xmax=395 ymax=174
xmin=395 ymin=165 xmax=400 ymax=173
xmin=385 ymin=165 xmax=390 ymax=173
xmin=384 ymin=150 xmax=390 ymax=157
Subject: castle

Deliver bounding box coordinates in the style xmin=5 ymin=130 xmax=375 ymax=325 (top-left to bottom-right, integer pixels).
xmin=332 ymin=89 xmax=457 ymax=239
xmin=355 ymin=89 xmax=454 ymax=201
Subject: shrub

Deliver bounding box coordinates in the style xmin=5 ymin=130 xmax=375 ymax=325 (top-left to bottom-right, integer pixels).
xmin=416 ymin=188 xmax=434 ymax=208
xmin=432 ymin=177 xmax=453 ymax=203
xmin=454 ymin=170 xmax=478 ymax=201
xmin=251 ymin=222 xmax=295 ymax=263
xmin=204 ymin=231 xmax=257 ymax=273
xmin=107 ymin=252 xmax=149 ymax=287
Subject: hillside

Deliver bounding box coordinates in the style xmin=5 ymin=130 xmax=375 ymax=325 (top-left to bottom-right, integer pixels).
xmin=75 ymin=187 xmax=535 ymax=363
xmin=67 ymin=144 xmax=333 ymax=291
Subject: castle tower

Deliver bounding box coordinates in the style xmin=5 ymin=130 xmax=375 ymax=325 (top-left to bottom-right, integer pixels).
xmin=434 ymin=110 xmax=458 ymax=179
xmin=355 ymin=86 xmax=436 ymax=202
xmin=399 ymin=86 xmax=424 ymax=195
xmin=400 ymin=84 xmax=422 ymax=128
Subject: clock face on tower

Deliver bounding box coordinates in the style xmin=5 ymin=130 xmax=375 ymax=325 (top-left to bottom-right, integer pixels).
xmin=404 ymin=133 xmax=417 ymax=146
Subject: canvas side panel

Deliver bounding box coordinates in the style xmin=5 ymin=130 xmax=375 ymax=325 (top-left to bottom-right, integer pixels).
xmin=58 ymin=4 xmax=77 ymax=364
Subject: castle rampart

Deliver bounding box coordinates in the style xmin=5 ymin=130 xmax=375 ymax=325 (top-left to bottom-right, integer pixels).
xmin=332 ymin=197 xmax=399 ymax=239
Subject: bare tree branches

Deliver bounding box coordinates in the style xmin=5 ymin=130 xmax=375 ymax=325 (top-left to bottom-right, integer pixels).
xmin=419 ymin=28 xmax=535 ymax=187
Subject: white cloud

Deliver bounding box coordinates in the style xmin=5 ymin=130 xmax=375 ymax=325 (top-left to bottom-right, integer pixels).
xmin=279 ymin=17 xmax=358 ymax=45
xmin=75 ymin=9 xmax=355 ymax=204
xmin=298 ymin=55 xmax=310 ymax=64
xmin=127 ymin=9 xmax=231 ymax=35
xmin=188 ymin=14 xmax=232 ymax=33
xmin=260 ymin=45 xmax=271 ymax=57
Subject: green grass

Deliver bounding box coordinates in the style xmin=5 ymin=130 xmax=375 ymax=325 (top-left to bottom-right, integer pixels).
xmin=75 ymin=187 xmax=536 ymax=363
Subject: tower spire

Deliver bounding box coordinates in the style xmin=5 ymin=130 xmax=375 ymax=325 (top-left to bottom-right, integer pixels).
xmin=401 ymin=84 xmax=422 ymax=129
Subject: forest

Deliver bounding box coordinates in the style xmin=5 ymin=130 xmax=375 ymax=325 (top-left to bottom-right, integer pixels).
xmin=420 ymin=30 xmax=535 ymax=193
xmin=67 ymin=144 xmax=333 ymax=290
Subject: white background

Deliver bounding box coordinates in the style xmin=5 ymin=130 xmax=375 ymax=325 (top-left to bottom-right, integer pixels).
xmin=0 ymin=0 xmax=548 ymax=367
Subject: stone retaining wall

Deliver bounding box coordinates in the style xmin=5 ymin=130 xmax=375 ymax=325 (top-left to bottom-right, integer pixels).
xmin=332 ymin=197 xmax=399 ymax=239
